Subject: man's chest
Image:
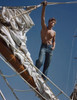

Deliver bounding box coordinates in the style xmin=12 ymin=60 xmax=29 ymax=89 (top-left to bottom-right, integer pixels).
xmin=46 ymin=30 xmax=54 ymax=38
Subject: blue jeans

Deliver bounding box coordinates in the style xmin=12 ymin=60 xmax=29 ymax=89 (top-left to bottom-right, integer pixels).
xmin=36 ymin=43 xmax=53 ymax=80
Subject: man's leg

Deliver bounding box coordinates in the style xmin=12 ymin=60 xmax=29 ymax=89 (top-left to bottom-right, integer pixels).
xmin=42 ymin=51 xmax=52 ymax=80
xmin=36 ymin=45 xmax=45 ymax=69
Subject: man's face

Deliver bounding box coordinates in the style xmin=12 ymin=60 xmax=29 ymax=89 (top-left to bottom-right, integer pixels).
xmin=48 ymin=20 xmax=56 ymax=27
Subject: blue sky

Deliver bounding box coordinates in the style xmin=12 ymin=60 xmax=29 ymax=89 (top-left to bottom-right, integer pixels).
xmin=0 ymin=0 xmax=77 ymax=100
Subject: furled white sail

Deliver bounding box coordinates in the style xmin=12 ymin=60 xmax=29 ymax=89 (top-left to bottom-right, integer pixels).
xmin=0 ymin=7 xmax=58 ymax=100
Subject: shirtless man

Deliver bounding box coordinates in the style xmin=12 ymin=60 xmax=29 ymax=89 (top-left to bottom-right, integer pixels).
xmin=36 ymin=1 xmax=56 ymax=80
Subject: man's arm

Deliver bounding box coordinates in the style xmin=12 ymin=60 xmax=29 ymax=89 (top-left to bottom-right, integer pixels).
xmin=41 ymin=1 xmax=47 ymax=29
xmin=52 ymin=33 xmax=56 ymax=50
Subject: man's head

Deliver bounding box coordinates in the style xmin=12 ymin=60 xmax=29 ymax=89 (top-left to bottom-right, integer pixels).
xmin=48 ymin=18 xmax=56 ymax=27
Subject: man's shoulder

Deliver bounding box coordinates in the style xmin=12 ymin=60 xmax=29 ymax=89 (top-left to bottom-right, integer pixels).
xmin=53 ymin=30 xmax=56 ymax=36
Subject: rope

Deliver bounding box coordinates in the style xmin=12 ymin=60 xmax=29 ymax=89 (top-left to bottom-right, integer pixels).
xmin=0 ymin=70 xmax=19 ymax=100
xmin=11 ymin=4 xmax=42 ymax=20
xmin=0 ymin=1 xmax=77 ymax=9
xmin=0 ymin=55 xmax=47 ymax=100
xmin=0 ymin=1 xmax=77 ymax=19
xmin=0 ymin=34 xmax=71 ymax=100
xmin=14 ymin=89 xmax=33 ymax=92
xmin=56 ymin=92 xmax=62 ymax=97
xmin=0 ymin=55 xmax=27 ymax=78
xmin=0 ymin=4 xmax=41 ymax=9
xmin=0 ymin=56 xmax=66 ymax=99
xmin=47 ymin=1 xmax=77 ymax=5
xmin=0 ymin=90 xmax=6 ymax=100
xmin=0 ymin=68 xmax=34 ymax=93
xmin=0 ymin=66 xmax=40 ymax=94
xmin=16 ymin=75 xmax=47 ymax=100
xmin=6 ymin=1 xmax=77 ymax=20
xmin=0 ymin=70 xmax=34 ymax=94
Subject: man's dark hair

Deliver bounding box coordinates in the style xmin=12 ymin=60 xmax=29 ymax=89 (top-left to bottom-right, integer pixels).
xmin=48 ymin=18 xmax=56 ymax=23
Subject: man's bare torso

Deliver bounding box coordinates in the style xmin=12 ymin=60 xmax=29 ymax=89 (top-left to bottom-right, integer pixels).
xmin=41 ymin=27 xmax=55 ymax=45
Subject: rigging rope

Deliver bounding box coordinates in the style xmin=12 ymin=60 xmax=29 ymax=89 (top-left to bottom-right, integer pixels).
xmin=0 ymin=1 xmax=77 ymax=9
xmin=0 ymin=69 xmax=34 ymax=93
xmin=0 ymin=69 xmax=44 ymax=100
xmin=0 ymin=55 xmax=27 ymax=78
xmin=0 ymin=55 xmax=47 ymax=100
xmin=47 ymin=1 xmax=77 ymax=5
xmin=0 ymin=34 xmax=71 ymax=100
xmin=14 ymin=89 xmax=33 ymax=92
xmin=0 ymin=90 xmax=6 ymax=100
xmin=11 ymin=4 xmax=42 ymax=20
xmin=0 ymin=70 xmax=19 ymax=100
xmin=8 ymin=1 xmax=77 ymax=20
xmin=0 ymin=1 xmax=77 ymax=19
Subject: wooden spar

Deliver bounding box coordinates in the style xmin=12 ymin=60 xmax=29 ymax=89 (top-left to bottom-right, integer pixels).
xmin=0 ymin=38 xmax=35 ymax=86
xmin=0 ymin=38 xmax=45 ymax=100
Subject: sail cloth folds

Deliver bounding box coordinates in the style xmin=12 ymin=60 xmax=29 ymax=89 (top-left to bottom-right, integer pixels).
xmin=0 ymin=7 xmax=58 ymax=100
